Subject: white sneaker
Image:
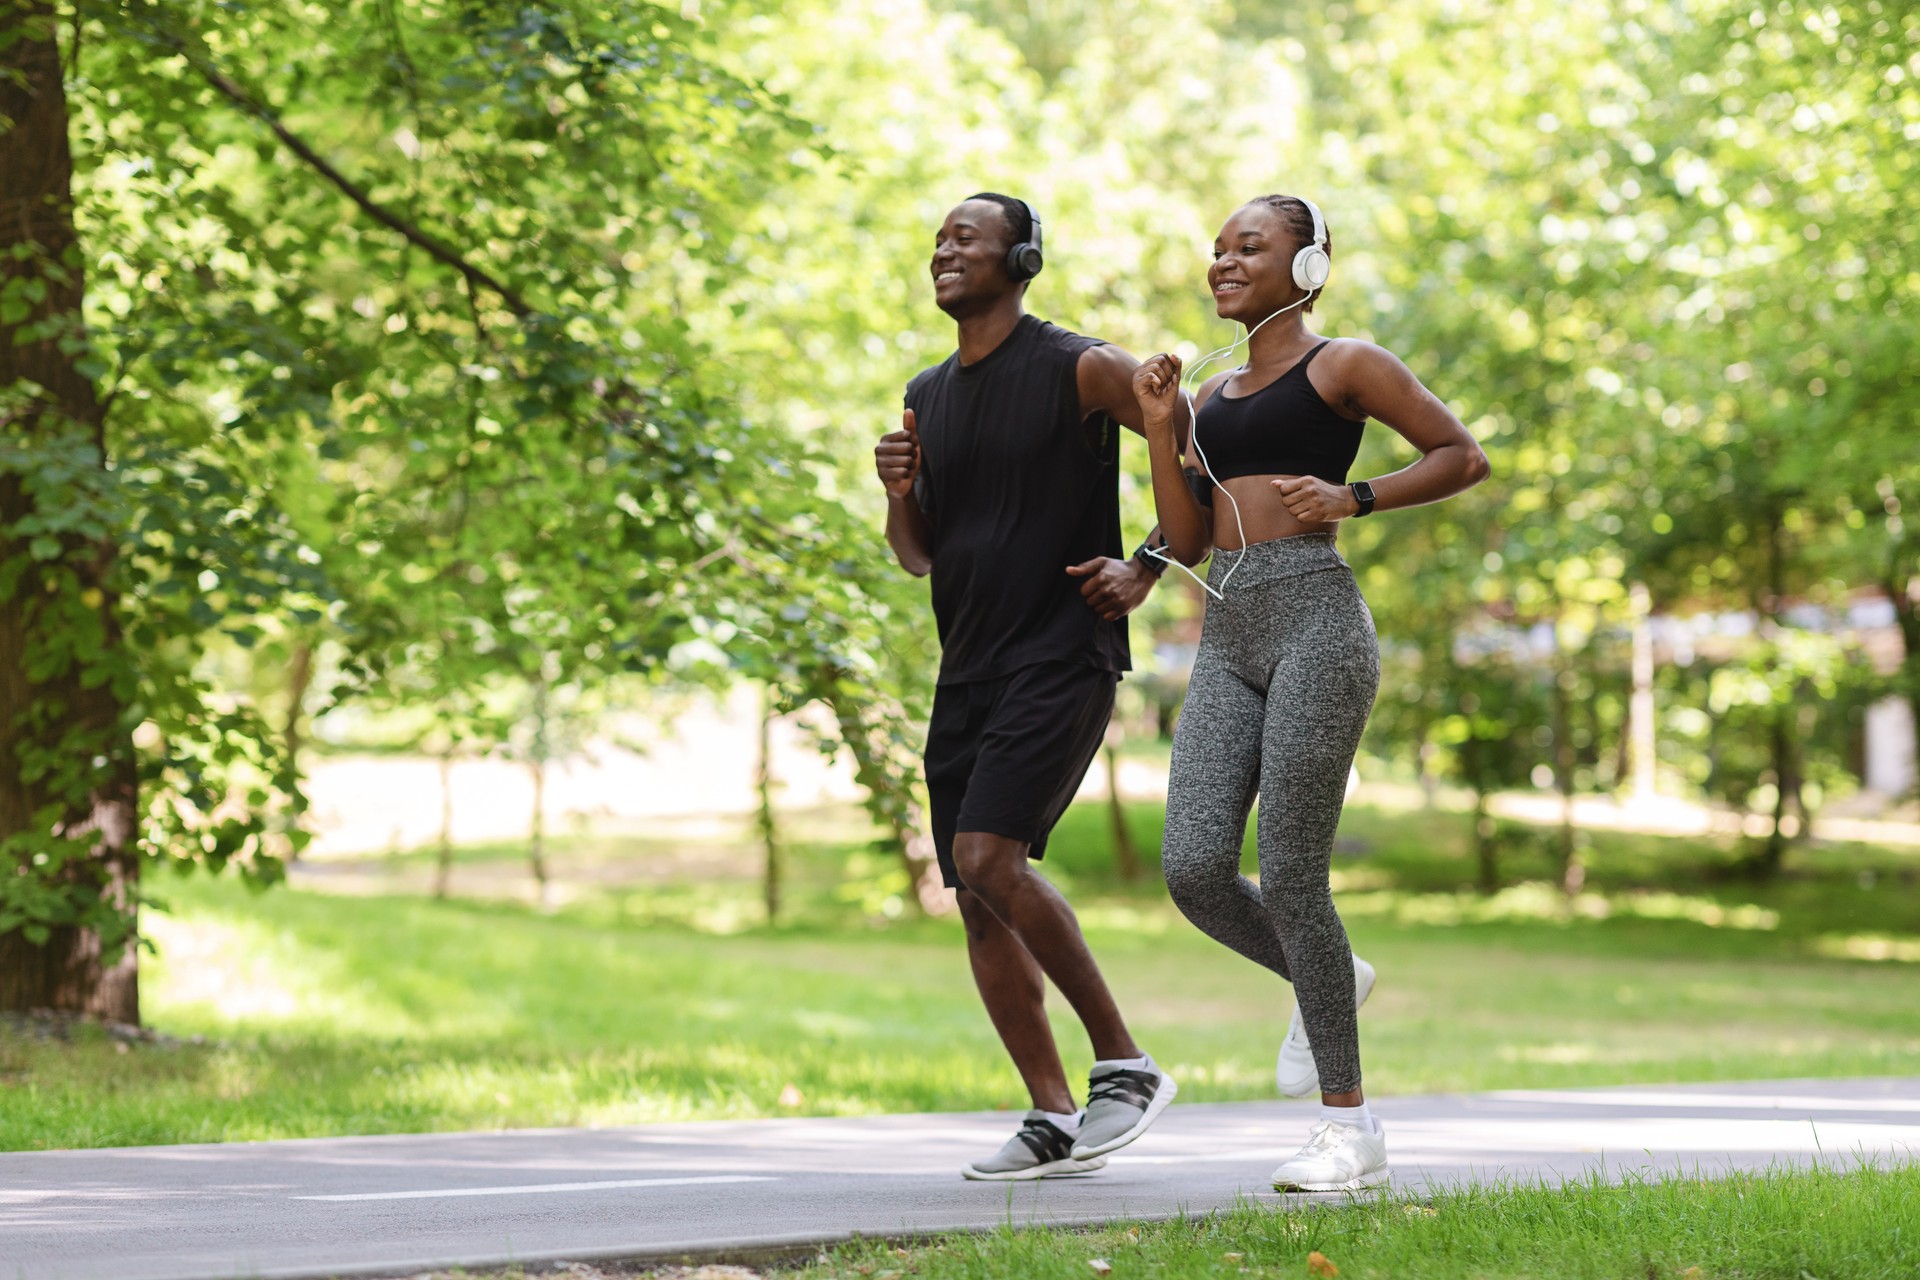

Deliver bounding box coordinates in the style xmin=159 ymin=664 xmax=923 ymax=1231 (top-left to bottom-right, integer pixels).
xmin=1270 ymin=1119 xmax=1389 ymax=1192
xmin=1275 ymin=954 xmax=1376 ymax=1098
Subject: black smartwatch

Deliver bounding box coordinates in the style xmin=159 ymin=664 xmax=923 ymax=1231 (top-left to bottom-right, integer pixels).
xmin=1349 ymin=480 xmax=1376 ymax=517
xmin=1133 ymin=540 xmax=1169 ymax=577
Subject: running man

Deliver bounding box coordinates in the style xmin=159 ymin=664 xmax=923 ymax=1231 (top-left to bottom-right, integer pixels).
xmin=874 ymin=194 xmax=1180 ymax=1181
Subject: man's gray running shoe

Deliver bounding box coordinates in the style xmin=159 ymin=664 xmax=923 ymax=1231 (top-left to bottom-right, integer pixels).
xmin=961 ymin=1112 xmax=1108 ymax=1181
xmin=1071 ymin=1057 xmax=1178 ymax=1159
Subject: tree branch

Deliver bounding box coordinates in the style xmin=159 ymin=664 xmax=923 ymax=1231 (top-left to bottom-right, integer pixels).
xmin=178 ymin=46 xmax=537 ymax=318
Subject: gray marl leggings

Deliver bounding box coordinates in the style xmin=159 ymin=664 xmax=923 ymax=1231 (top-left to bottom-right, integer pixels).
xmin=1162 ymin=533 xmax=1379 ymax=1095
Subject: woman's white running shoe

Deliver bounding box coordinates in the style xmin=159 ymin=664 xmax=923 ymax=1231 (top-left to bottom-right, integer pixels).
xmin=1269 ymin=1119 xmax=1390 ymax=1192
xmin=1275 ymin=954 xmax=1376 ymax=1098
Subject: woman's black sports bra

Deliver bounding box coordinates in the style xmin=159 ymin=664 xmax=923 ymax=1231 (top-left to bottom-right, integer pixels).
xmin=1189 ymin=342 xmax=1364 ymax=506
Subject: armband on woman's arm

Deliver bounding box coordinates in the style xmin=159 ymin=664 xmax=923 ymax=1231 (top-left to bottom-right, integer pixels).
xmin=1184 ymin=466 xmax=1214 ymax=510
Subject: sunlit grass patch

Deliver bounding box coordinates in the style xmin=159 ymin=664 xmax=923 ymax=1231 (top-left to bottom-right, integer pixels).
xmin=1812 ymin=933 xmax=1920 ymax=963
xmin=776 ymin=1162 xmax=1920 ymax=1280
xmin=1333 ymin=881 xmax=1781 ymax=931
xmin=3 ymin=801 xmax=1917 ymax=1151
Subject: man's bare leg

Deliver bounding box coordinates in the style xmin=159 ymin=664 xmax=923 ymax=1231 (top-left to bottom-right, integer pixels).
xmin=956 ymin=888 xmax=1075 ymax=1114
xmin=953 ymin=831 xmax=1142 ymax=1063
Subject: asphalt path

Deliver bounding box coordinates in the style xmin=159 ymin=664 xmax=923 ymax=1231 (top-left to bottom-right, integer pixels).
xmin=4 ymin=1077 xmax=1917 ymax=1280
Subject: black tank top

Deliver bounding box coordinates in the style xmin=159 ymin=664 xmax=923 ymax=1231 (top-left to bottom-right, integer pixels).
xmin=905 ymin=315 xmax=1129 ymax=685
xmin=1190 ymin=342 xmax=1364 ymax=500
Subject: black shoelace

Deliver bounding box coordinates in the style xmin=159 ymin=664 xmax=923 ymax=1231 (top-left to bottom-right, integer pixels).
xmin=1013 ymin=1117 xmax=1072 ymax=1162
xmin=1087 ymin=1067 xmax=1159 ymax=1110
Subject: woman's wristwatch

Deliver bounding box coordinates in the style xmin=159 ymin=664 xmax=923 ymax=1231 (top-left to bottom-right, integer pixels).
xmin=1349 ymin=480 xmax=1376 ymax=517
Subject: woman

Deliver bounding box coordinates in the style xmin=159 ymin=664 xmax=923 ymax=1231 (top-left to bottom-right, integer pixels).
xmin=1132 ymin=195 xmax=1489 ymax=1192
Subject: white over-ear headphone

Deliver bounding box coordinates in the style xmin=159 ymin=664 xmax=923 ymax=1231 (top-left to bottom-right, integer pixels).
xmin=1291 ymin=197 xmax=1331 ymax=292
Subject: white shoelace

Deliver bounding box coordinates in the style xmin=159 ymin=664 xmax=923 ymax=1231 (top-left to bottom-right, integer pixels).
xmin=1298 ymin=1121 xmax=1344 ymax=1155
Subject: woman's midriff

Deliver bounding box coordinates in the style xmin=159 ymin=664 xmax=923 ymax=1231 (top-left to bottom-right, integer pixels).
xmin=1208 ymin=472 xmax=1341 ymax=551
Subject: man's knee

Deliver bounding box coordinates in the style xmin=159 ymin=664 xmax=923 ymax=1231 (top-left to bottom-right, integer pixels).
xmin=951 ymin=832 xmax=1028 ymax=901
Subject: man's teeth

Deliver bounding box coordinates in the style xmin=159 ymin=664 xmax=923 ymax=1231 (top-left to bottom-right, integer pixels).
xmin=1217 ymin=282 xmax=1246 ymax=291
xmin=936 ymin=271 xmax=962 ymax=281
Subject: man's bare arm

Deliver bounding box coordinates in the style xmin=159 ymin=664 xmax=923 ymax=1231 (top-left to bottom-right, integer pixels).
xmin=876 ymin=408 xmax=933 ymax=576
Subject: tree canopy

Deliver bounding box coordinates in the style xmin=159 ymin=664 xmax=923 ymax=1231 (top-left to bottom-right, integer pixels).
xmin=3 ymin=0 xmax=1913 ymax=1017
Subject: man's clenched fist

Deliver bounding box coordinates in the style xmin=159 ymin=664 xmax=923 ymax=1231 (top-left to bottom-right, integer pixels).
xmin=875 ymin=408 xmax=921 ymax=499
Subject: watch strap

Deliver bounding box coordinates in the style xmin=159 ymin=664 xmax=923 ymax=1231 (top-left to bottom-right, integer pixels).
xmin=1133 ymin=540 xmax=1169 ymax=577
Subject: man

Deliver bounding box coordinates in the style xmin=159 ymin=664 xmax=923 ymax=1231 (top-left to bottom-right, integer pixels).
xmin=873 ymin=194 xmax=1181 ymax=1180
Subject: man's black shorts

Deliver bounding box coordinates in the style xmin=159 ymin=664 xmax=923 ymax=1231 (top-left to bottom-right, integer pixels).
xmin=924 ymin=660 xmax=1118 ymax=890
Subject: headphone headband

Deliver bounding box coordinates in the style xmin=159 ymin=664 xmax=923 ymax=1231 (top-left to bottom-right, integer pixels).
xmin=1299 ymin=197 xmax=1325 ymax=252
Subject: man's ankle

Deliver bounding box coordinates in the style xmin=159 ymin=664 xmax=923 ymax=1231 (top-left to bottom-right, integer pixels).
xmin=1090 ymin=1048 xmax=1147 ymax=1068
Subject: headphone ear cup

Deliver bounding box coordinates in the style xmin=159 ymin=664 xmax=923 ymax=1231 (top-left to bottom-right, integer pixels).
xmin=1007 ymin=242 xmax=1043 ymax=282
xmin=1292 ymin=244 xmax=1331 ymax=292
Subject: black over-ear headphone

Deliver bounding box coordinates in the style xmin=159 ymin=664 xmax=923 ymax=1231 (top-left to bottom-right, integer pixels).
xmin=1006 ymin=199 xmax=1044 ymax=282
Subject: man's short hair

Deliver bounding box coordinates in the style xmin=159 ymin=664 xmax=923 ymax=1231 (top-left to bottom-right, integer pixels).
xmin=966 ymin=192 xmax=1033 ymax=246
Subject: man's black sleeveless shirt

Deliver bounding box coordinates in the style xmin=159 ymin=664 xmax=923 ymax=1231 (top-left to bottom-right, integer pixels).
xmin=906 ymin=315 xmax=1130 ymax=685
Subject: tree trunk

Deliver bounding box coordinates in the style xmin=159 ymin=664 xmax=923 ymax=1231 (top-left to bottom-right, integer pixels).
xmin=820 ymin=686 xmax=947 ymax=915
xmin=434 ymin=746 xmax=455 ymax=899
xmin=1550 ymin=625 xmax=1581 ymax=895
xmin=1104 ymin=740 xmax=1142 ymax=882
xmin=282 ymin=639 xmax=314 ymax=770
xmin=1472 ymin=789 xmax=1499 ymax=896
xmin=279 ymin=638 xmax=314 ymax=861
xmin=1462 ymin=737 xmax=1499 ymax=894
xmin=1882 ymin=557 xmax=1920 ymax=799
xmin=527 ymin=756 xmax=550 ymax=902
xmin=0 ymin=4 xmax=140 ymax=1022
xmin=1753 ymin=506 xmax=1795 ymax=878
xmin=756 ymin=685 xmax=781 ymax=924
xmin=1758 ymin=708 xmax=1791 ymax=877
xmin=527 ymin=678 xmax=550 ymax=905
xmin=1628 ymin=581 xmax=1657 ymax=800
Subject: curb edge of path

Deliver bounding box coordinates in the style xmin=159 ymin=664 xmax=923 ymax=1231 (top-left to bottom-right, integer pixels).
xmin=243 ymin=1202 xmax=1299 ymax=1280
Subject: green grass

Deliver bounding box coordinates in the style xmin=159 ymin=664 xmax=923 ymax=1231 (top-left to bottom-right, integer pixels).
xmin=1 ymin=801 xmax=1916 ymax=1151
xmin=771 ymin=1163 xmax=1920 ymax=1280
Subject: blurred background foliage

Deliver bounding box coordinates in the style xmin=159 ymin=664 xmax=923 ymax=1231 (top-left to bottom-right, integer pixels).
xmin=2 ymin=0 xmax=1916 ymax=1016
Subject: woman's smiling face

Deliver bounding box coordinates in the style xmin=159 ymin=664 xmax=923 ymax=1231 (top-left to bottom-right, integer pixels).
xmin=1208 ymin=202 xmax=1302 ymax=322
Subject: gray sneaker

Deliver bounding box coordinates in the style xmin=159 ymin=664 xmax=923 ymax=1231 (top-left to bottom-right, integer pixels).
xmin=1071 ymin=1057 xmax=1178 ymax=1159
xmin=961 ymin=1112 xmax=1108 ymax=1181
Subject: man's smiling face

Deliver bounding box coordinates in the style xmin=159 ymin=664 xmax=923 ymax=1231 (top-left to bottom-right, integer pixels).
xmin=930 ymin=199 xmax=1019 ymax=316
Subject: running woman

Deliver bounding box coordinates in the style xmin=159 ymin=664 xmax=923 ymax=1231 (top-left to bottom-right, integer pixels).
xmin=875 ymin=195 xmax=1182 ymax=1181
xmin=1131 ymin=195 xmax=1489 ymax=1192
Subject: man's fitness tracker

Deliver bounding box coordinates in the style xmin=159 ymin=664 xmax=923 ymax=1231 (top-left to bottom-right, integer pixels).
xmin=1133 ymin=539 xmax=1169 ymax=576
xmin=1349 ymin=480 xmax=1376 ymax=517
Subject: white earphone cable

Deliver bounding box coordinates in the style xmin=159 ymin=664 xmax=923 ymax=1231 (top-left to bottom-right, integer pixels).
xmin=1143 ymin=291 xmax=1316 ymax=600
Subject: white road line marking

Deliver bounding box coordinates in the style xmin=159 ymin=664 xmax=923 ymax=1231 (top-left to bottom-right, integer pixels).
xmin=1482 ymin=1091 xmax=1920 ymax=1114
xmin=295 ymin=1174 xmax=776 ymax=1202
